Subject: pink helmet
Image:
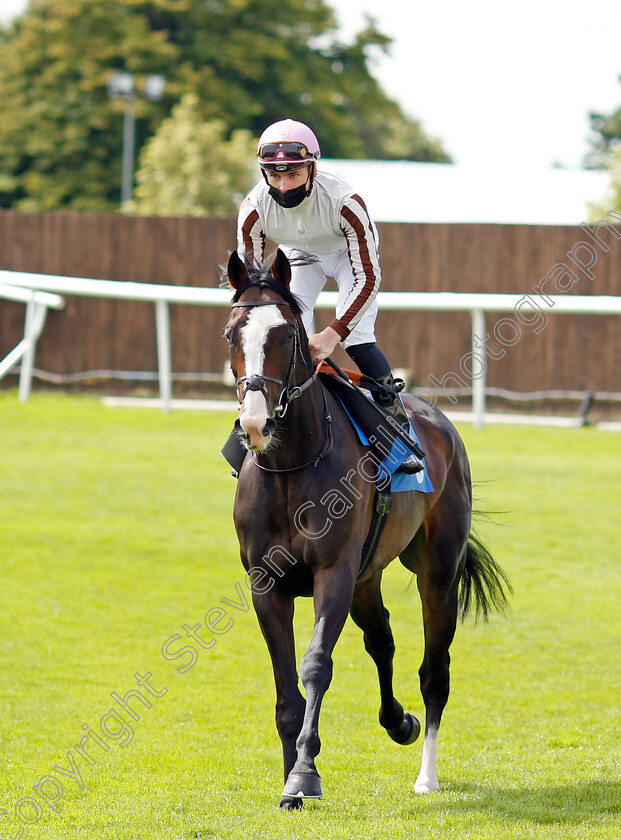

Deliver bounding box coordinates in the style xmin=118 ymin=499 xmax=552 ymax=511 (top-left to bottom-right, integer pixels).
xmin=257 ymin=119 xmax=321 ymax=171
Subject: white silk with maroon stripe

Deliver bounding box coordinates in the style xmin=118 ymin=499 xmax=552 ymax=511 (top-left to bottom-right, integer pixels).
xmin=237 ymin=170 xmax=382 ymax=346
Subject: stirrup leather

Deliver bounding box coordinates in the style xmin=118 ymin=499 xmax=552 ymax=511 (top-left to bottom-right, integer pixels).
xmin=382 ymin=392 xmax=424 ymax=475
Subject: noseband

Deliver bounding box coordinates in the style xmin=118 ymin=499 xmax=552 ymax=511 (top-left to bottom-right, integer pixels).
xmin=231 ymin=298 xmax=316 ymax=419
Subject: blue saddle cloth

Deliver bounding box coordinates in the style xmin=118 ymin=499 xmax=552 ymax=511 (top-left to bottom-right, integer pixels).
xmin=332 ymin=394 xmax=434 ymax=494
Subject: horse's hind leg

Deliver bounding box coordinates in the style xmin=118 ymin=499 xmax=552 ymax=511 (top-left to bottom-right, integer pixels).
xmin=350 ymin=573 xmax=421 ymax=746
xmin=413 ymin=509 xmax=468 ymax=793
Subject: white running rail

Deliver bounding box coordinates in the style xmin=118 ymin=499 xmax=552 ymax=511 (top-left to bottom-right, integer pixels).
xmin=0 ymin=282 xmax=66 ymax=402
xmin=2 ymin=269 xmax=621 ymax=426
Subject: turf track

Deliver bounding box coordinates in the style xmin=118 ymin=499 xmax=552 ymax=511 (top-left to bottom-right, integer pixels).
xmin=1 ymin=392 xmax=619 ymax=839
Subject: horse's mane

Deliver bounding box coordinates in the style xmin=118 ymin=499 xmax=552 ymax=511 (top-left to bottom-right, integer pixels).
xmin=223 ymin=251 xmax=318 ymax=316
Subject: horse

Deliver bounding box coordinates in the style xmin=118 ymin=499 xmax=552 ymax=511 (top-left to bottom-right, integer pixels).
xmin=223 ymin=248 xmax=511 ymax=809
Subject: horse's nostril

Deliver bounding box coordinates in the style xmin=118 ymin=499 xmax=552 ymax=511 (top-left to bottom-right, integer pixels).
xmin=263 ymin=418 xmax=277 ymax=437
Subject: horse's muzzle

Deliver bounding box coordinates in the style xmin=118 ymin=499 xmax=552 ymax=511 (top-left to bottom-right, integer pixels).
xmin=238 ymin=374 xmax=281 ymax=450
xmin=239 ymin=404 xmax=276 ymax=450
xmin=262 ymin=418 xmax=277 ymax=437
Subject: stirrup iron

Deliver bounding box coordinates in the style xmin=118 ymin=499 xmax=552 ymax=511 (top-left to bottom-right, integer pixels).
xmin=376 ymin=378 xmax=424 ymax=475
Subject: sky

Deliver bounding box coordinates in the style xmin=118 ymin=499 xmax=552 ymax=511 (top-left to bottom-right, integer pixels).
xmin=2 ymin=0 xmax=621 ymax=170
xmin=330 ymin=0 xmax=621 ymax=169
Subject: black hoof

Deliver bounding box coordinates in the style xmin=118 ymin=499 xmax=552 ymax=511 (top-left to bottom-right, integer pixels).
xmin=279 ymin=795 xmax=304 ymax=810
xmin=282 ymin=771 xmax=323 ymax=799
xmin=387 ymin=711 xmax=421 ymax=745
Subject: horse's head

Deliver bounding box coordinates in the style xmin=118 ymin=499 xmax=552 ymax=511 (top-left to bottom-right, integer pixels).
xmin=224 ymin=249 xmax=313 ymax=451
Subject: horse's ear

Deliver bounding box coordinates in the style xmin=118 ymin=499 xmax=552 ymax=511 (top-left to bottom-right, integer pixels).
xmin=271 ymin=248 xmax=291 ymax=289
xmin=227 ymin=250 xmax=249 ymax=290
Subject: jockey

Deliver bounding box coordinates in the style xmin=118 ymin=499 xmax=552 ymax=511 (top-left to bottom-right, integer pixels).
xmin=237 ymin=118 xmax=422 ymax=474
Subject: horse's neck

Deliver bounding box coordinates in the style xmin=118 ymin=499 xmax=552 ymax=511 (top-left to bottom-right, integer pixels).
xmin=290 ymin=368 xmax=324 ymax=431
xmin=270 ymin=368 xmax=326 ymax=469
xmin=286 ymin=330 xmax=324 ymax=437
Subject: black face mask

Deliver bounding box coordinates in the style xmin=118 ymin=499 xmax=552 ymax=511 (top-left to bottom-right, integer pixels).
xmin=268 ymin=183 xmax=308 ymax=208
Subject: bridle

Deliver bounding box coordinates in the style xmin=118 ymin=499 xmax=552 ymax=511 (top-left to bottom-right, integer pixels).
xmin=231 ymin=298 xmax=316 ymax=419
xmin=230 ymin=295 xmax=333 ymax=473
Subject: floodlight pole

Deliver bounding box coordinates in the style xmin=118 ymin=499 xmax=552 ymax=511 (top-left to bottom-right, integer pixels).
xmin=108 ymin=72 xmax=165 ymax=208
xmin=121 ymin=96 xmax=136 ymax=206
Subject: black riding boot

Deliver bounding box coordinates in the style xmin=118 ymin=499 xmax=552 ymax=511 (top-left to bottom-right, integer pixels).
xmin=375 ymin=374 xmax=424 ymax=475
xmin=345 ymin=343 xmax=423 ymax=475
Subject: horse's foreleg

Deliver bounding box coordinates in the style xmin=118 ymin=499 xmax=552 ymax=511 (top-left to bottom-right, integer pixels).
xmin=251 ymin=589 xmax=305 ymax=797
xmin=282 ymin=564 xmax=356 ymax=801
xmin=350 ymin=573 xmax=420 ymax=745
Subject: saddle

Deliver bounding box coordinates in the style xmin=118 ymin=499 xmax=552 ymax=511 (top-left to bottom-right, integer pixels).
xmin=315 ymin=359 xmax=425 ymax=464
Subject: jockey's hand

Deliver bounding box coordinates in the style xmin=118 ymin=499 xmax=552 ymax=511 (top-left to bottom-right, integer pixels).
xmin=308 ymin=326 xmax=341 ymax=363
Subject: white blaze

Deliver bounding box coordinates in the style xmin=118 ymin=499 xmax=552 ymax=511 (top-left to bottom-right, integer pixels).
xmin=239 ymin=305 xmax=286 ymax=441
xmin=241 ymin=305 xmax=286 ymax=377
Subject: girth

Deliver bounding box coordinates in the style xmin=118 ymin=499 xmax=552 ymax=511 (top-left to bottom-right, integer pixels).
xmin=358 ymin=477 xmax=392 ymax=578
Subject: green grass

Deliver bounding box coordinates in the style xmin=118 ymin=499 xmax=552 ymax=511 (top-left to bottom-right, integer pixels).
xmin=1 ymin=391 xmax=620 ymax=839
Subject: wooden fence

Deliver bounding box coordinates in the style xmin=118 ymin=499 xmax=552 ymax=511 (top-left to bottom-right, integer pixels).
xmin=1 ymin=210 xmax=620 ymax=395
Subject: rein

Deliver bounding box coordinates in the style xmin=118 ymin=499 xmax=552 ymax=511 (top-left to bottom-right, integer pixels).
xmin=231 ymin=295 xmax=333 ymax=474
xmin=251 ymin=387 xmax=333 ymax=474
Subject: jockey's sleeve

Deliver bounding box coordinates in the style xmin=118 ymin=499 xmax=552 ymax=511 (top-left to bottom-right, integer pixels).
xmin=330 ymin=194 xmax=382 ymax=340
xmin=237 ymin=197 xmax=266 ymax=265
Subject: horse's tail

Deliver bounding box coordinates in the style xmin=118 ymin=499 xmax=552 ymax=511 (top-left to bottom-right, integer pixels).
xmin=458 ymin=533 xmax=512 ymax=621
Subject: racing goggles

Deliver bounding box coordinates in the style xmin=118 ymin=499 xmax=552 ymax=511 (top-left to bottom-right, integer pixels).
xmin=258 ymin=142 xmax=318 ymax=162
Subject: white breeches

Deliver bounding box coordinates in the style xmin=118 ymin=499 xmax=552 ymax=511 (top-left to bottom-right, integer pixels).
xmin=283 ymin=247 xmax=378 ymax=348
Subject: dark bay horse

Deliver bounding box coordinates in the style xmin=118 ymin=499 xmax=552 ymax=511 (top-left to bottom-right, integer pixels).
xmin=223 ymin=249 xmax=510 ymax=809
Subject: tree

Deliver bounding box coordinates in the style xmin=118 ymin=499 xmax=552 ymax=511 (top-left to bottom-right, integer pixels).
xmin=588 ymin=147 xmax=621 ymax=220
xmin=0 ymin=0 xmax=181 ymax=210
xmin=0 ymin=0 xmax=450 ymax=212
xmin=587 ymin=85 xmax=621 ymax=168
xmin=128 ymin=94 xmax=256 ymax=216
xmin=586 ymin=79 xmax=621 ymax=217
